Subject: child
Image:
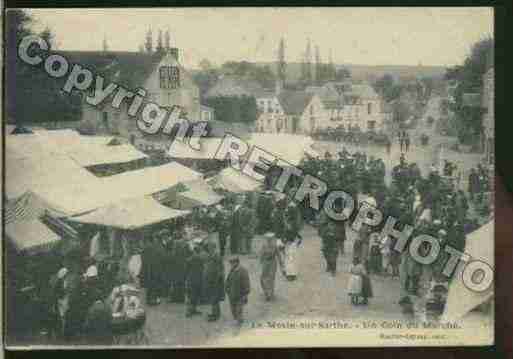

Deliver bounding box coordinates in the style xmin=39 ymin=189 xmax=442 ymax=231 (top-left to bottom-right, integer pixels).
xmin=347 ymin=257 xmax=365 ymax=305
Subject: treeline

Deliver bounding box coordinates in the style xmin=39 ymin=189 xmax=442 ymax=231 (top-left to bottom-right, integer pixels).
xmin=445 ymin=37 xmax=493 ymax=146
xmin=5 ymin=10 xmax=82 ymax=126
xmin=204 ymin=95 xmax=257 ymax=123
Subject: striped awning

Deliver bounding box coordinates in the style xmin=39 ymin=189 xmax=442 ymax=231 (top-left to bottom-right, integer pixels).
xmin=4 ymin=191 xmax=66 ymax=225
xmin=5 ymin=219 xmax=61 ymax=255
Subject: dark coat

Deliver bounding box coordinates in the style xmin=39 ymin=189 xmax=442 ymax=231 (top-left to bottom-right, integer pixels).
xmin=141 ymin=241 xmax=167 ymax=288
xmin=172 ymin=239 xmax=190 ymax=280
xmin=203 ymin=254 xmax=225 ymax=302
xmin=225 ymin=265 xmax=250 ymax=302
xmin=186 ymin=252 xmax=204 ymax=299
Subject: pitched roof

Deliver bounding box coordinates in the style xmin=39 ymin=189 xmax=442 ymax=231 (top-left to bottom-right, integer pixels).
xmin=56 ymin=51 xmax=165 ymax=89
xmin=69 ymin=196 xmax=190 ymax=229
xmin=277 ymin=91 xmax=314 ymax=116
xmin=6 ymin=219 xmax=61 ymax=255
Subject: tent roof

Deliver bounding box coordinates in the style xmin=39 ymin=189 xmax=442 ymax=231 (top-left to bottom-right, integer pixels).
xmin=35 ymin=162 xmax=201 ymax=216
xmin=211 ymin=167 xmax=262 ymax=193
xmin=6 ymin=148 xmax=100 ymax=200
xmin=168 ymin=138 xmax=224 ymax=160
xmin=247 ymin=133 xmax=314 ymax=166
xmin=5 ymin=191 xmax=67 ymax=225
xmin=177 ymin=180 xmax=224 ymax=207
xmin=34 ymin=130 xmax=147 ymax=167
xmin=442 ymin=221 xmax=494 ymax=321
xmin=69 ymin=196 xmax=190 ymax=229
xmin=6 ymin=219 xmax=61 ymax=254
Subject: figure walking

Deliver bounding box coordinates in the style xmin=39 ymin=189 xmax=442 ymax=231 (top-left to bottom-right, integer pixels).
xmin=225 ymin=256 xmax=250 ymax=327
xmin=259 ymin=233 xmax=284 ymax=301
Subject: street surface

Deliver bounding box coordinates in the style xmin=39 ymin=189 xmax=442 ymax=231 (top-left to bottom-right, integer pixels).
xmin=142 ymin=95 xmax=485 ymax=346
xmin=143 ymin=226 xmax=405 ymax=346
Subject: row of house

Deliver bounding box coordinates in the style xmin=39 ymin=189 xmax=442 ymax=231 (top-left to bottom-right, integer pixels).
xmin=254 ymin=80 xmax=390 ymax=135
xmin=41 ymin=41 xmax=390 ymax=140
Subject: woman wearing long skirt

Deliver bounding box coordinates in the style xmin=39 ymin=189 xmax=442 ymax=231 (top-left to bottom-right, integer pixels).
xmin=260 ymin=233 xmax=284 ymax=301
xmin=347 ymin=258 xmax=364 ymax=305
xmin=283 ymin=239 xmax=300 ymax=281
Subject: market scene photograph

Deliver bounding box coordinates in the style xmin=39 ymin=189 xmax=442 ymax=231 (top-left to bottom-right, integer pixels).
xmin=4 ymin=7 xmax=494 ymax=347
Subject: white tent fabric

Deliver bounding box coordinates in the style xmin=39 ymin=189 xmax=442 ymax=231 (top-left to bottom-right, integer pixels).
xmin=442 ymin=221 xmax=494 ymax=321
xmin=5 ymin=219 xmax=61 ymax=254
xmin=175 ymin=180 xmax=224 ymax=208
xmin=168 ymin=134 xmax=313 ymax=166
xmin=168 ymin=138 xmax=224 ymax=160
xmin=4 ymin=191 xmax=67 ymax=225
xmin=34 ymin=129 xmax=147 ymax=167
xmin=6 ymin=150 xmax=100 ymax=200
xmin=69 ymin=196 xmax=190 ymax=229
xmin=35 ymin=162 xmax=201 ymax=216
xmin=247 ymin=133 xmax=313 ymax=166
xmin=211 ymin=167 xmax=262 ymax=193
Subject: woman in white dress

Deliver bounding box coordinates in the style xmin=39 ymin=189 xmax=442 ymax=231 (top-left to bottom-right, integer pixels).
xmin=347 ymin=257 xmax=365 ymax=305
xmin=277 ymin=237 xmax=300 ymax=281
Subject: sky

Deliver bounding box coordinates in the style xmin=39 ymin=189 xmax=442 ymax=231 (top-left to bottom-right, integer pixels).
xmin=26 ymin=7 xmax=493 ymax=69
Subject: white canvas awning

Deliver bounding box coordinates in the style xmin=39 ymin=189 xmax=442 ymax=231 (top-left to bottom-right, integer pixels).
xmin=4 ymin=191 xmax=67 ymax=224
xmin=168 ymin=138 xmax=224 ymax=160
xmin=442 ymin=221 xmax=494 ymax=321
xmin=35 ymin=162 xmax=201 ymax=216
xmin=34 ymin=129 xmax=147 ymax=166
xmin=211 ymin=167 xmax=262 ymax=193
xmin=174 ymin=180 xmax=223 ymax=208
xmin=69 ymin=196 xmax=190 ymax=229
xmin=6 ymin=219 xmax=61 ymax=255
xmin=247 ymin=133 xmax=313 ymax=166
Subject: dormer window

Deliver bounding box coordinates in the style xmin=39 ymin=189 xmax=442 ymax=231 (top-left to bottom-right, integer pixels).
xmin=159 ymin=66 xmax=180 ymax=89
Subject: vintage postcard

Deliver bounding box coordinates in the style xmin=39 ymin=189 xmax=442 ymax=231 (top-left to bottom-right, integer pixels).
xmin=3 ymin=7 xmax=494 ymax=348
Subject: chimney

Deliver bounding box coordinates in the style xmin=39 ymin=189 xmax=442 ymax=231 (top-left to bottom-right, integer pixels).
xmin=170 ymin=47 xmax=179 ymax=61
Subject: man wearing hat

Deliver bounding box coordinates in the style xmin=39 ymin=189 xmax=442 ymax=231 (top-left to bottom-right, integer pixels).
xmin=203 ymin=241 xmax=225 ymax=321
xmin=185 ymin=244 xmax=204 ymax=317
xmin=318 ymin=210 xmax=339 ymax=276
xmin=214 ymin=204 xmax=230 ymax=258
xmin=225 ymin=256 xmax=250 ymax=326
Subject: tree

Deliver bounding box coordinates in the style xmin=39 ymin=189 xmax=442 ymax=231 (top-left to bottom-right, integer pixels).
xmin=334 ymin=67 xmax=351 ymax=82
xmin=204 ymin=95 xmax=257 ymax=124
xmin=5 ymin=9 xmax=81 ymax=126
xmin=220 ymin=61 xmax=276 ymax=89
xmin=446 ymin=37 xmax=493 ymax=145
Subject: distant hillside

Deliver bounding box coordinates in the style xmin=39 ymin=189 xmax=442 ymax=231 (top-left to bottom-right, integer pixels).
xmin=255 ymin=62 xmax=447 ymax=83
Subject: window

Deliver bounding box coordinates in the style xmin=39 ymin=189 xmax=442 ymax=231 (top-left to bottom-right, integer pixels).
xmin=368 ymin=121 xmax=376 ymax=130
xmin=368 ymin=103 xmax=372 ymax=115
xmin=310 ymin=105 xmax=314 ymax=116
xmin=159 ymin=66 xmax=180 ymax=89
xmin=102 ymin=111 xmax=108 ymax=124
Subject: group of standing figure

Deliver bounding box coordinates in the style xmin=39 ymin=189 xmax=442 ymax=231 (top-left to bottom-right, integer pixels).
xmin=398 ymin=131 xmax=411 ymax=153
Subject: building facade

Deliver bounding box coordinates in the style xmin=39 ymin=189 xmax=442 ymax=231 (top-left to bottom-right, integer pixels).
xmin=63 ymin=46 xmax=207 ymax=139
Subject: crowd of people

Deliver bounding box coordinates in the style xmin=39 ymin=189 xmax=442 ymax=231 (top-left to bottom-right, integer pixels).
xmin=36 ymin=141 xmax=494 ymax=344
